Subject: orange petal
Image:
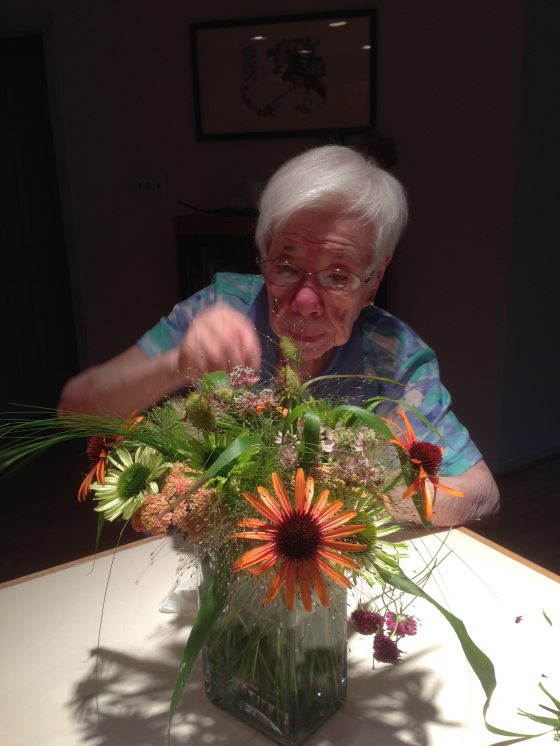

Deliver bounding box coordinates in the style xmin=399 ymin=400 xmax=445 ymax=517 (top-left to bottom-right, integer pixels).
xmin=310 ymin=488 xmax=330 ymax=517
xmin=317 ymin=547 xmax=362 ymax=569
xmin=402 ymin=479 xmax=421 ymax=499
xmin=308 ymin=560 xmax=330 ymax=607
xmin=435 ymin=481 xmax=464 ymax=497
xmin=77 ymin=464 xmax=97 ymax=502
xmin=295 ymin=468 xmax=306 ymax=512
xmin=321 ymin=539 xmax=368 ymax=553
xmin=247 ymin=552 xmax=278 ymax=574
xmin=284 ymin=560 xmax=297 ymax=611
xmin=298 ymin=562 xmax=313 ymax=612
xmin=95 ymin=456 xmax=106 ymax=484
xmin=256 ymin=486 xmax=283 ymax=523
xmin=323 ymin=523 xmax=366 ymax=539
xmin=243 ymin=491 xmax=281 ymax=524
xmin=233 ymin=543 xmax=277 ymax=571
xmin=320 ymin=509 xmax=359 ymax=532
xmin=263 ymin=562 xmax=288 ymax=605
xmin=420 ymin=477 xmax=433 ymax=521
xmin=271 ymin=472 xmax=293 ymax=515
xmin=237 ymin=518 xmax=270 ymax=528
xmin=316 ymin=557 xmax=353 ymax=588
xmin=229 ymin=531 xmax=275 ymax=541
xmin=304 ymin=475 xmax=315 ymax=512
xmin=398 ymin=408 xmax=417 ymax=446
xmin=315 ymin=499 xmax=344 ymax=523
xmin=381 ymin=415 xmax=407 ymax=446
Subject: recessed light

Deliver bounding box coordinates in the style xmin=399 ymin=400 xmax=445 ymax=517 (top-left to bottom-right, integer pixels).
xmin=329 ymin=21 xmax=347 ymax=28
xmin=250 ymin=35 xmax=267 ymax=41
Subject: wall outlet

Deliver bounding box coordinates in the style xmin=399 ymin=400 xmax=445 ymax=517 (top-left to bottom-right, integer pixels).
xmin=133 ymin=170 xmax=165 ymax=196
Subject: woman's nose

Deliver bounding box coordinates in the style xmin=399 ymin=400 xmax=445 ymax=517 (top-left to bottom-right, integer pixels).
xmin=290 ymin=280 xmax=323 ymax=316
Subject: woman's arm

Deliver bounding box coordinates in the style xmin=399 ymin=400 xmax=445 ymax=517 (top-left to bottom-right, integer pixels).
xmin=57 ymin=345 xmax=185 ymax=418
xmin=430 ymin=459 xmax=500 ymax=527
xmin=58 ymin=304 xmax=262 ymax=417
xmin=388 ymin=459 xmax=500 ymax=536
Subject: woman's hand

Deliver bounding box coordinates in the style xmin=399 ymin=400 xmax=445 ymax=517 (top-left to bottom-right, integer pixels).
xmin=178 ymin=302 xmax=261 ymax=381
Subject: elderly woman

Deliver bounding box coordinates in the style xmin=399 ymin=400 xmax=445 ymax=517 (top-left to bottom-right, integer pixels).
xmin=59 ymin=145 xmax=499 ymax=527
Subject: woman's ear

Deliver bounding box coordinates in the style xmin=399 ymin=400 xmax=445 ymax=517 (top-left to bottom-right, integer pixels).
xmin=364 ymin=255 xmax=392 ymax=306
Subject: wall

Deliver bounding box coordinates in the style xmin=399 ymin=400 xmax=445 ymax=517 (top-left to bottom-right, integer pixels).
xmin=500 ymin=0 xmax=560 ymax=468
xmin=2 ymin=0 xmax=554 ymax=471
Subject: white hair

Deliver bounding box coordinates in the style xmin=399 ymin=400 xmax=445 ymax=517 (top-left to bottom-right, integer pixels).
xmin=256 ymin=145 xmax=408 ymax=266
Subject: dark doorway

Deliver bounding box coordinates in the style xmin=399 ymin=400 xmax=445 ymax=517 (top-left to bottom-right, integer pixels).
xmin=0 ymin=35 xmax=78 ymax=412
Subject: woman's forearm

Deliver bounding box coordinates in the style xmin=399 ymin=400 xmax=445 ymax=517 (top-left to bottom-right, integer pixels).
xmin=57 ymin=345 xmax=187 ymax=418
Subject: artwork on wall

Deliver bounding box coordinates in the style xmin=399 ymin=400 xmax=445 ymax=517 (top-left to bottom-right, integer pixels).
xmin=190 ymin=10 xmax=376 ymax=139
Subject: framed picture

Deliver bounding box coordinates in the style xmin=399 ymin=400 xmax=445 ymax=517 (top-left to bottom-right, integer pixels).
xmin=190 ymin=10 xmax=376 ymax=139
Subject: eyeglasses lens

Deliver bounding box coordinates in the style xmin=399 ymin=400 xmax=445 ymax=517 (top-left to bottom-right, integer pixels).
xmin=262 ymin=261 xmax=361 ymax=295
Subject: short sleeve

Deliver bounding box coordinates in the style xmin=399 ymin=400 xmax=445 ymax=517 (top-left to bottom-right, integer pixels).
xmin=395 ymin=346 xmax=482 ymax=476
xmin=136 ymin=273 xmax=264 ymax=359
xmin=360 ymin=308 xmax=482 ymax=476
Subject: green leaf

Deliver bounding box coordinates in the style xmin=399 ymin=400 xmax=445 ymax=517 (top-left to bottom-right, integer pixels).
xmin=517 ymin=710 xmax=560 ymax=727
xmin=181 ymin=433 xmax=260 ymax=497
xmin=378 ymin=565 xmax=544 ymax=740
xmin=297 ymin=411 xmax=321 ymax=471
xmin=328 ymin=404 xmax=393 ymax=438
xmin=95 ymin=512 xmax=105 ymax=544
xmin=542 ymin=609 xmax=553 ymax=626
xmin=362 ymin=397 xmax=446 ymax=442
xmin=283 ymin=402 xmax=309 ymax=430
xmin=167 ymin=562 xmax=230 ymax=740
xmin=200 ymin=371 xmax=231 ymax=395
xmin=538 ymin=681 xmax=560 ymax=711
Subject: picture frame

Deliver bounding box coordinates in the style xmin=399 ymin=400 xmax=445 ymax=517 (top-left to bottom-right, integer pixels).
xmin=190 ymin=10 xmax=377 ymax=139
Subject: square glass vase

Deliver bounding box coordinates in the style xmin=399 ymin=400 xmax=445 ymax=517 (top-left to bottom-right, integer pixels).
xmin=198 ymin=557 xmax=348 ymax=746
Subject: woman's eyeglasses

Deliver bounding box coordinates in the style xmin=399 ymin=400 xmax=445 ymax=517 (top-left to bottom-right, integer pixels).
xmin=258 ymin=259 xmax=376 ymax=296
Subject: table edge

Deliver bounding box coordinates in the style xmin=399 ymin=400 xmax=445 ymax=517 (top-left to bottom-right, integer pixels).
xmin=0 ymin=535 xmax=162 ymax=590
xmin=2 ymin=528 xmax=558 ymax=590
xmin=459 ymin=527 xmax=560 ymax=583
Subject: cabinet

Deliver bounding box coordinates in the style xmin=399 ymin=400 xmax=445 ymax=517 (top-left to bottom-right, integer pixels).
xmin=174 ymin=214 xmax=258 ymax=298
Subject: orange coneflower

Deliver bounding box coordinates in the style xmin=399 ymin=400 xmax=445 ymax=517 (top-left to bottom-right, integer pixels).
xmin=385 ymin=408 xmax=463 ymax=521
xmin=230 ymin=468 xmax=367 ymax=612
xmin=77 ymin=436 xmax=112 ymax=502
xmin=77 ymin=415 xmax=143 ymax=502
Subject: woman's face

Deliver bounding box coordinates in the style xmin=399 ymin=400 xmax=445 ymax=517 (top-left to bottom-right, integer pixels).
xmin=265 ymin=210 xmax=386 ymax=368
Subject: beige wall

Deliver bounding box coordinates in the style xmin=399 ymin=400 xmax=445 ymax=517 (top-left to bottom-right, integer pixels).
xmin=4 ymin=0 xmax=551 ymax=470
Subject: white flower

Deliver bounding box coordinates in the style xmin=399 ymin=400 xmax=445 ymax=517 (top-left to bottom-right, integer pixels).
xmin=91 ymin=445 xmax=169 ymax=521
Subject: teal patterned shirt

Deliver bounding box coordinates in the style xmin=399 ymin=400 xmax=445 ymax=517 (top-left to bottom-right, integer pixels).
xmin=138 ymin=273 xmax=482 ymax=476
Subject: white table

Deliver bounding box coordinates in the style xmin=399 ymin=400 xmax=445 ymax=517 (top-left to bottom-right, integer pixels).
xmin=1 ymin=529 xmax=559 ymax=745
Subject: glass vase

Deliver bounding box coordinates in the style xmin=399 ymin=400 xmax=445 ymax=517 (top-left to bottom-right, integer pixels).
xmin=197 ymin=557 xmax=347 ymax=745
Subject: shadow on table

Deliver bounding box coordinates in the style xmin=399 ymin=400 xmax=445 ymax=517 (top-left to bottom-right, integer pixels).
xmin=69 ymin=624 xmax=464 ymax=746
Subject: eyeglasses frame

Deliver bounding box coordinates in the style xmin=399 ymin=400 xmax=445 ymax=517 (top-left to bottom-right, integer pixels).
xmin=257 ymin=257 xmax=377 ymax=296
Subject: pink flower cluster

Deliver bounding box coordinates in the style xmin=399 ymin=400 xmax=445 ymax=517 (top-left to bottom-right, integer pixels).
xmin=131 ymin=463 xmax=215 ymax=540
xmin=230 ymin=366 xmax=261 ymax=388
xmin=350 ymin=607 xmax=418 ymax=665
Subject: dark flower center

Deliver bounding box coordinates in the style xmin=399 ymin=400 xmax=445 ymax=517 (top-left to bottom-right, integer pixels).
xmin=275 ymin=511 xmax=322 ymax=560
xmin=87 ymin=436 xmax=109 ymax=462
xmin=407 ymin=441 xmax=442 ymax=476
xmin=117 ymin=464 xmax=151 ymax=498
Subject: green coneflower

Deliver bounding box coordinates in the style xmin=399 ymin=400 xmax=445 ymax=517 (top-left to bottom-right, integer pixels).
xmin=91 ymin=445 xmax=169 ymax=521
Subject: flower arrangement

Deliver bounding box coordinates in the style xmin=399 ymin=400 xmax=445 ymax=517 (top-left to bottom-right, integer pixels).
xmin=0 ymin=341 xmax=541 ymax=744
